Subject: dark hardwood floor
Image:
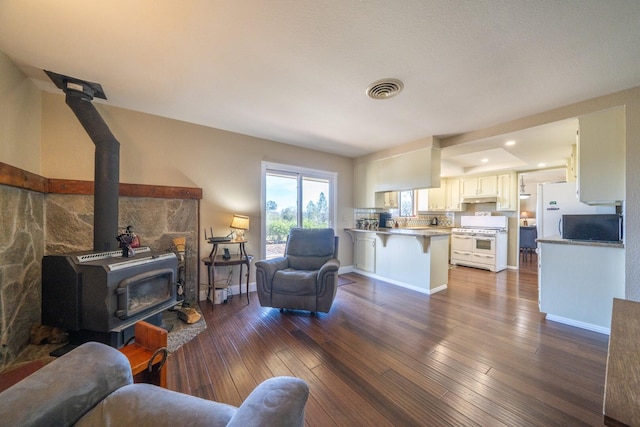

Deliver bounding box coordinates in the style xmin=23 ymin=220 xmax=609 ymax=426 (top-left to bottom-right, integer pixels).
xmin=167 ymin=255 xmax=609 ymax=426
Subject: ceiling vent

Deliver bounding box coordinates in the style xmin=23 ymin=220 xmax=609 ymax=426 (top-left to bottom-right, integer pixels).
xmin=366 ymin=78 xmax=404 ymax=100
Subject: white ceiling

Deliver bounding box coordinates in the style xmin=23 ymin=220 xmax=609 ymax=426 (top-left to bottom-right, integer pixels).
xmin=1 ymin=1 xmax=639 ymax=175
xmin=440 ymin=118 xmax=577 ymax=177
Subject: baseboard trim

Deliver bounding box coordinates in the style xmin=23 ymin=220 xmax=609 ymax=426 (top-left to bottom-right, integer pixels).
xmin=349 ymin=269 xmax=447 ymax=295
xmin=545 ymin=314 xmax=610 ymax=335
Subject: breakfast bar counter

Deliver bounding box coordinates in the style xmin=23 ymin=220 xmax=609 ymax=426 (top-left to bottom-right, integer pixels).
xmin=537 ymin=236 xmax=624 ymax=249
xmin=538 ymin=237 xmax=625 ymax=333
xmin=345 ymin=227 xmax=451 ymax=294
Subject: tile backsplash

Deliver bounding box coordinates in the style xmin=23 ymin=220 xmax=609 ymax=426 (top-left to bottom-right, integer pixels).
xmin=353 ymin=210 xmax=454 ymax=228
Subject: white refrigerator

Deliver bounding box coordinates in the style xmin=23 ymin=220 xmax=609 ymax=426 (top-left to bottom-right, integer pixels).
xmin=536 ymin=181 xmax=615 ymax=238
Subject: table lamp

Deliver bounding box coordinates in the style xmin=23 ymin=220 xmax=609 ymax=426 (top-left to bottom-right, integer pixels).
xmin=230 ymin=214 xmax=249 ymax=241
xmin=520 ymin=211 xmax=529 ymax=226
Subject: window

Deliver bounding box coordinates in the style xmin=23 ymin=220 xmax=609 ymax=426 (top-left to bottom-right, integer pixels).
xmin=262 ymin=162 xmax=337 ymax=259
xmin=399 ymin=190 xmax=416 ymax=217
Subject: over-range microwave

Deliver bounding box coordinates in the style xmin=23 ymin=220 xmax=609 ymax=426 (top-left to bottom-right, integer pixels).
xmin=561 ymin=214 xmax=622 ymax=242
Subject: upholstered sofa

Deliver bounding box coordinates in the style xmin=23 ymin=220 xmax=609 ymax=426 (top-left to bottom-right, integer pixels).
xmin=0 ymin=342 xmax=309 ymax=426
xmin=255 ymin=228 xmax=340 ymax=313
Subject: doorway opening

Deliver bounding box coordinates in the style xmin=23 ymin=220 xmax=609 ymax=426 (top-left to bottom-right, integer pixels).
xmin=517 ymin=169 xmax=567 ymax=268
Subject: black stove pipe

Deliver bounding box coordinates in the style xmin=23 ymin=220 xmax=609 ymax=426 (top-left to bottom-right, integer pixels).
xmin=52 ymin=76 xmax=120 ymax=252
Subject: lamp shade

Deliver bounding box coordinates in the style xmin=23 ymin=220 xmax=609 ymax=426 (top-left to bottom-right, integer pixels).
xmin=230 ymin=214 xmax=250 ymax=230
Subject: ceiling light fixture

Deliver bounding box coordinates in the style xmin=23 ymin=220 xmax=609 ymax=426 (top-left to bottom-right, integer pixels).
xmin=519 ymin=175 xmax=531 ymax=199
xmin=366 ymin=78 xmax=404 ymax=100
xmin=505 ymin=140 xmax=516 ymax=146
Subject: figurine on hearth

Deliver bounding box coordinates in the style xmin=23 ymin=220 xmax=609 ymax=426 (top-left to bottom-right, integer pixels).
xmin=116 ymin=225 xmax=140 ymax=257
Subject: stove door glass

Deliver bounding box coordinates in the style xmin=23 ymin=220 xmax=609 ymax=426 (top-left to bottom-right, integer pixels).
xmin=116 ymin=268 xmax=174 ymax=319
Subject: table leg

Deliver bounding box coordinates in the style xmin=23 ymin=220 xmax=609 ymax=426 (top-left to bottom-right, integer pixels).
xmin=238 ymin=263 xmax=243 ymax=300
xmin=206 ymin=263 xmax=211 ymax=301
xmin=207 ymin=262 xmax=214 ymax=306
xmin=244 ymin=260 xmax=250 ymax=304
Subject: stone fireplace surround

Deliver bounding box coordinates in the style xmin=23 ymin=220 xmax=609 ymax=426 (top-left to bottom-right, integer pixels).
xmin=0 ymin=162 xmax=201 ymax=369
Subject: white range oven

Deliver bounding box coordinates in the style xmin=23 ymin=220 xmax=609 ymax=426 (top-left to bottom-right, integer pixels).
xmin=451 ymin=216 xmax=508 ymax=272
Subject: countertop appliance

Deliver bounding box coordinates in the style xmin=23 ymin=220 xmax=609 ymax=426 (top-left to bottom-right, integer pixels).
xmin=536 ymin=181 xmax=615 ymax=239
xmin=379 ymin=212 xmax=393 ymax=229
xmin=562 ymin=213 xmax=622 ymax=242
xmin=451 ymin=215 xmax=508 ymax=272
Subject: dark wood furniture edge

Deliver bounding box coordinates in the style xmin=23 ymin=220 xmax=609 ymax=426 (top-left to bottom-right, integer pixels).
xmin=1 ymin=162 xmax=202 ymax=199
xmin=603 ymin=298 xmax=640 ymax=427
xmin=604 ymin=414 xmax=630 ymax=427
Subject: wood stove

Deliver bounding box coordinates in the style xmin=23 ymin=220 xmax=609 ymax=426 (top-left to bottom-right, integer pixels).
xmin=39 ymin=72 xmax=180 ymax=349
xmin=42 ymin=247 xmax=177 ymax=347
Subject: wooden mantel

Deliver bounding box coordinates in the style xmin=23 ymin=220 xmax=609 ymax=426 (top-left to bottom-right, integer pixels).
xmin=0 ymin=161 xmax=202 ymax=199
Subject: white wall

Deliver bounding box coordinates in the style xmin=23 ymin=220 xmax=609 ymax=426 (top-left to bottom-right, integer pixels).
xmin=0 ymin=51 xmax=41 ymax=173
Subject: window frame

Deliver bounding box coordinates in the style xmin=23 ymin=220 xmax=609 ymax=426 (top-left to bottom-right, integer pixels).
xmin=261 ymin=161 xmax=337 ymax=260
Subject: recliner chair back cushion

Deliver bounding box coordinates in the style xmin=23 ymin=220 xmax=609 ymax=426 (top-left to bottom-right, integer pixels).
xmin=286 ymin=228 xmax=336 ymax=270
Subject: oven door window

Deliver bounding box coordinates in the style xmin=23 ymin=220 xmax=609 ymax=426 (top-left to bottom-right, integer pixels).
xmin=475 ymin=238 xmax=494 ymax=251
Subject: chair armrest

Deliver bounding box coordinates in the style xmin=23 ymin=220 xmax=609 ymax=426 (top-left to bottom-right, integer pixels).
xmin=226 ymin=376 xmax=309 ymax=427
xmin=0 ymin=342 xmax=133 ymax=426
xmin=77 ymin=384 xmax=238 ymax=426
xmin=255 ymin=257 xmax=289 ymax=289
xmin=318 ymin=258 xmax=340 ymax=284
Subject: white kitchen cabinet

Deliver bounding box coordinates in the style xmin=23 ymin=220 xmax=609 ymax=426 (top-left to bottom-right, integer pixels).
xmin=354 ymin=143 xmax=441 ymax=207
xmin=353 ymin=160 xmax=378 ymax=208
xmin=496 ymin=173 xmax=517 ymax=211
xmin=567 ymin=142 xmax=577 ymax=182
xmin=445 ymin=178 xmax=462 ymax=211
xmin=577 ymin=106 xmax=625 ymax=204
xmin=417 ymin=184 xmax=445 ymax=212
xmin=418 ymin=180 xmax=462 ymax=212
xmin=417 ymin=188 xmax=429 ymax=212
xmin=375 ymin=191 xmax=398 ymax=208
xmin=354 ymin=234 xmax=376 ymax=272
xmin=428 ymin=184 xmax=446 ymax=211
xmin=375 ymin=145 xmax=441 ymax=192
xmin=461 ymin=175 xmax=498 ymax=198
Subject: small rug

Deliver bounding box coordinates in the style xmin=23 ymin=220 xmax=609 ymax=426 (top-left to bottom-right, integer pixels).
xmin=162 ymin=305 xmax=207 ymax=353
xmin=338 ymin=275 xmax=357 ymax=286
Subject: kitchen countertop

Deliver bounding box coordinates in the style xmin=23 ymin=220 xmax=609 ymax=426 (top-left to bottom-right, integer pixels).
xmin=345 ymin=227 xmax=451 ymax=237
xmin=345 ymin=227 xmax=450 ymax=253
xmin=537 ymin=235 xmax=624 ymax=249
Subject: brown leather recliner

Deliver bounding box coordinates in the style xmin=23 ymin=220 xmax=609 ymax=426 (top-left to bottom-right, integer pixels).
xmin=255 ymin=228 xmax=340 ymax=313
